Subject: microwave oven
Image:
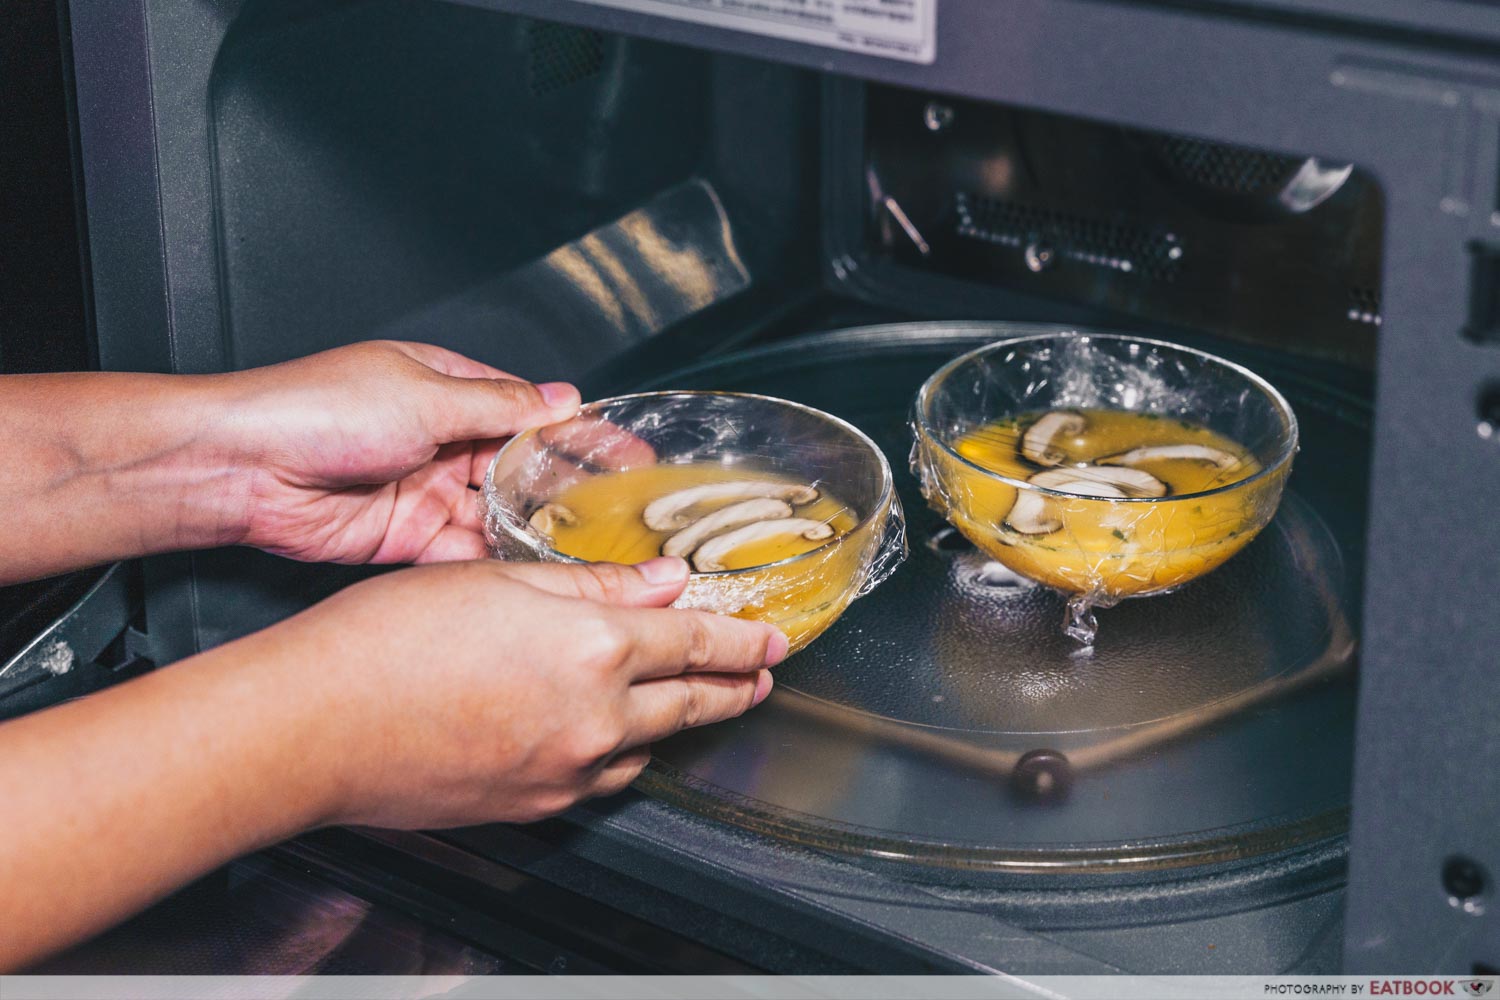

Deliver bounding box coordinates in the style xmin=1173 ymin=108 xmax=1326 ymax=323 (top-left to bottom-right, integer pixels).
xmin=6 ymin=0 xmax=1499 ymax=976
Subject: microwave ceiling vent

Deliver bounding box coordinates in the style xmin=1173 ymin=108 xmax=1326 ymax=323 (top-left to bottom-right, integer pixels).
xmin=1150 ymin=135 xmax=1306 ymax=198
xmin=526 ymin=21 xmax=607 ymax=96
xmin=954 ymin=192 xmax=1183 ymax=282
xmin=1143 ymin=134 xmax=1351 ymax=219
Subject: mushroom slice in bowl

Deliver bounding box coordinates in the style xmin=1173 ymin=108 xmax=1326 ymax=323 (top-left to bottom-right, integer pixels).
xmin=1099 ymin=443 xmax=1240 ymax=471
xmin=1003 ymin=465 xmax=1166 ymax=535
xmin=528 ymin=503 xmax=578 ymax=538
xmin=1005 ymin=475 xmax=1127 ymax=535
xmin=1042 ymin=465 xmax=1168 ymax=498
xmin=1020 ymin=410 xmax=1087 ymax=467
xmin=660 ymin=497 xmax=794 ymax=558
xmin=691 ymin=518 xmax=837 ymax=573
xmin=643 ymin=480 xmax=820 ymax=531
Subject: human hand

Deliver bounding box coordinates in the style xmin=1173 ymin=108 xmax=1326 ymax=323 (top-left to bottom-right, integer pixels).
xmin=256 ymin=556 xmax=785 ymax=828
xmin=0 ymin=555 xmax=784 ymax=969
xmin=220 ymin=341 xmax=580 ymax=564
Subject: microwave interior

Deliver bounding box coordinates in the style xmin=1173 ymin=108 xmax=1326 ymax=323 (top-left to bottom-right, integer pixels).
xmin=30 ymin=0 xmax=1500 ymax=976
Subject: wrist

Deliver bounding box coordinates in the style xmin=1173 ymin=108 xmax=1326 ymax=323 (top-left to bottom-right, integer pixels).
xmin=174 ymin=376 xmax=261 ymax=549
xmin=105 ymin=373 xmax=258 ymax=552
xmin=184 ymin=623 xmax=352 ymax=835
xmin=0 ymin=372 xmax=256 ymax=584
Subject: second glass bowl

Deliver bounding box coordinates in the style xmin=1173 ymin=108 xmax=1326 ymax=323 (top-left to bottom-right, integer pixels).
xmin=912 ymin=332 xmax=1298 ymax=643
xmin=484 ymin=391 xmax=906 ymax=654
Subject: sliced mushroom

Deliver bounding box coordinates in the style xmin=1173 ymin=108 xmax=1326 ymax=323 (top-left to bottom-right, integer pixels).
xmin=642 ymin=480 xmax=819 ymax=532
xmin=691 ymin=518 xmax=836 ymax=572
xmin=1028 ymin=468 xmax=1131 ymax=493
xmin=1032 ymin=464 xmax=1167 ymax=498
xmin=661 ymin=498 xmax=794 ymax=558
xmin=1003 ymin=466 xmax=1165 ymax=535
xmin=1098 ymin=443 xmax=1240 ymax=470
xmin=1020 ymin=410 xmax=1087 ymax=467
xmin=1005 ymin=474 xmax=1127 ymax=535
xmin=528 ymin=502 xmax=578 ymax=537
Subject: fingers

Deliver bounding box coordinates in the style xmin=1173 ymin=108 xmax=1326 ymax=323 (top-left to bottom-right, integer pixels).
xmin=495 ymin=560 xmax=789 ymax=677
xmin=388 ymin=341 xmax=518 ymax=382
xmin=413 ymin=524 xmax=489 ymax=564
xmin=466 ymin=438 xmax=508 ymax=488
xmin=616 ymin=606 xmax=788 ymax=680
xmin=583 ymin=746 xmax=651 ymax=800
xmin=624 ymin=670 xmax=773 ymax=745
xmin=536 ymin=416 xmax=657 ymax=470
xmin=447 ymin=485 xmax=484 ymax=535
xmin=426 ymin=371 xmax=581 ymax=445
xmin=508 ymin=452 xmax=594 ymax=499
xmin=497 ymin=558 xmax=691 ymax=608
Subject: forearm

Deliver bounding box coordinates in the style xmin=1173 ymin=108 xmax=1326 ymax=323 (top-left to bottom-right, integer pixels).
xmin=0 ymin=373 xmax=251 ymax=584
xmin=0 ymin=631 xmax=336 ymax=970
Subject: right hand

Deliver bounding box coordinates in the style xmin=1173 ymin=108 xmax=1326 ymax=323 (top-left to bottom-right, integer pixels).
xmin=261 ymin=556 xmax=785 ymax=829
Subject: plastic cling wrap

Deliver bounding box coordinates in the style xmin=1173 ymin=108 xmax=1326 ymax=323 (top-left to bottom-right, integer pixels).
xmin=484 ymin=391 xmax=907 ymax=654
xmin=911 ymin=332 xmax=1298 ymax=646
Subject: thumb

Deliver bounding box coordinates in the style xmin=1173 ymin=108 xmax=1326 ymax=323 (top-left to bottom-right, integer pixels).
xmin=429 ymin=375 xmax=580 ymax=443
xmin=498 ymin=557 xmax=690 ymax=608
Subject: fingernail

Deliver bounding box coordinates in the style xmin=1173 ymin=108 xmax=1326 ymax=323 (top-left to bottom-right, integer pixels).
xmin=636 ymin=556 xmax=689 ymax=586
xmin=751 ymin=669 xmax=774 ymax=707
xmin=764 ymin=630 xmax=789 ymax=666
xmin=537 ymin=381 xmax=580 ymax=410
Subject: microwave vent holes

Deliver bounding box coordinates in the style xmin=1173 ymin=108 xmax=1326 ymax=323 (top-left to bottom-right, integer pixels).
xmin=1141 ymin=133 xmax=1352 ymax=221
xmin=1151 ymin=135 xmax=1305 ymax=199
xmin=525 ymin=21 xmax=607 ymax=96
xmin=954 ymin=192 xmax=1183 ymax=282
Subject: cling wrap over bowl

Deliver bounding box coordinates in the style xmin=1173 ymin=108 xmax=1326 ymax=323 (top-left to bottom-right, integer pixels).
xmin=911 ymin=332 xmax=1298 ymax=645
xmin=483 ymin=391 xmax=907 ymax=653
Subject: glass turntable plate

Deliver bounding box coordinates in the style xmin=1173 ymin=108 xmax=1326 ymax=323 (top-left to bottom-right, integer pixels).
xmin=618 ymin=323 xmax=1364 ymax=874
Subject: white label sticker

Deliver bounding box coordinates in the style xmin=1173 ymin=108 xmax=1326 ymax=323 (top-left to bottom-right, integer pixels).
xmin=570 ymin=0 xmax=937 ymax=64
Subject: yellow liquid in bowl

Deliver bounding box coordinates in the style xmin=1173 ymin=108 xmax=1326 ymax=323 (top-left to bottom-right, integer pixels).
xmin=928 ymin=410 xmax=1285 ymax=598
xmin=543 ymin=464 xmax=866 ymax=651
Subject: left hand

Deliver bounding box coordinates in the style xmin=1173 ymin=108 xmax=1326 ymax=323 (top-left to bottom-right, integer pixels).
xmin=219 ymin=341 xmax=580 ymax=564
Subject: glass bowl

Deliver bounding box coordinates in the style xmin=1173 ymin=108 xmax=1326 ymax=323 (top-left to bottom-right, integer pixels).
xmin=484 ymin=391 xmax=906 ymax=654
xmin=912 ymin=332 xmax=1298 ymax=644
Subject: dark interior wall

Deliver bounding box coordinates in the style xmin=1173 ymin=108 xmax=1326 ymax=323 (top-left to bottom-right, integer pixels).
xmin=208 ymin=0 xmax=821 ymax=377
xmin=0 ymin=0 xmax=91 ymax=374
xmin=177 ymin=0 xmax=827 ymax=650
xmin=0 ymin=0 xmax=97 ymax=661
